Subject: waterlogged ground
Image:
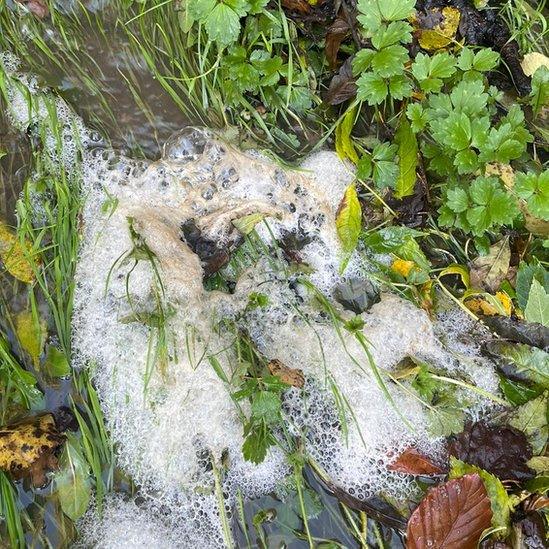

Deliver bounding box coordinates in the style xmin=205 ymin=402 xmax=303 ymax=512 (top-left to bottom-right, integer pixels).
xmin=1 ymin=1 xmax=548 ymax=548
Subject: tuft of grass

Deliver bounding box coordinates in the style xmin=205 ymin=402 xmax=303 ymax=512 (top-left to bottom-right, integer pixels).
xmin=0 ymin=471 xmax=26 ymax=549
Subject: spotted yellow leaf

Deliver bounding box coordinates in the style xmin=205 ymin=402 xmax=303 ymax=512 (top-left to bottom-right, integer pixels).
xmin=0 ymin=221 xmax=36 ymax=283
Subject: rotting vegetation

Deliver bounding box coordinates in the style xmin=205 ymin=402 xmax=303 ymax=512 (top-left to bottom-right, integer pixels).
xmin=0 ymin=0 xmax=548 ymax=548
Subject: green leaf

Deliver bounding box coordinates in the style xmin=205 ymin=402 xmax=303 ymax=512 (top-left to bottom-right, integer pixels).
xmin=336 ymin=184 xmax=362 ymax=255
xmin=450 ymin=79 xmax=488 ymax=115
xmin=394 ymin=117 xmax=418 ymax=199
xmin=515 ymin=171 xmax=549 ymax=221
xmin=388 ymin=75 xmax=412 ymax=99
xmin=446 ymin=187 xmax=469 ymax=213
xmin=370 ymin=45 xmax=408 ymax=77
xmin=44 ymin=346 xmax=71 ymax=378
xmin=530 ymin=66 xmax=549 ymax=117
xmin=15 ymin=311 xmax=46 ymax=369
xmin=251 ymin=391 xmax=281 ymax=424
xmin=457 ymin=48 xmax=475 ymax=71
xmin=472 ymin=49 xmax=500 ymax=72
xmin=356 ymin=72 xmax=388 ymax=105
xmin=242 ymin=423 xmax=272 ymax=464
xmin=232 ymin=213 xmax=267 ymax=235
xmin=55 ymin=434 xmax=92 ymax=521
xmin=509 ymin=392 xmax=548 ymax=454
xmin=352 ymin=49 xmax=375 ymax=75
xmin=516 ymin=261 xmax=549 ymax=310
xmin=525 ymin=279 xmax=549 ymax=327
xmin=205 ymin=3 xmax=242 ymax=45
xmin=378 ymin=0 xmax=416 ymax=22
xmin=371 ymin=21 xmax=412 ymax=49
xmin=406 ymin=103 xmax=427 ymax=132
xmin=494 ymin=343 xmax=549 ymax=389
xmin=449 ymin=457 xmax=513 ymax=534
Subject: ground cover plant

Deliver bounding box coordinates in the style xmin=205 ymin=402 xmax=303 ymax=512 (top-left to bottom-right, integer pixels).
xmin=0 ymin=0 xmax=548 ymax=547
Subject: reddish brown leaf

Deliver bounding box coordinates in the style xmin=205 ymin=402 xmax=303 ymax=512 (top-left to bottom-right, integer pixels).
xmin=15 ymin=0 xmax=49 ymax=18
xmin=325 ymin=16 xmax=350 ymax=68
xmin=324 ymin=57 xmax=357 ymax=105
xmin=268 ymin=359 xmax=305 ymax=388
xmin=448 ymin=421 xmax=535 ymax=482
xmin=281 ymin=0 xmax=311 ymax=15
xmin=406 ymin=474 xmax=492 ymax=549
xmin=388 ymin=447 xmax=444 ymax=475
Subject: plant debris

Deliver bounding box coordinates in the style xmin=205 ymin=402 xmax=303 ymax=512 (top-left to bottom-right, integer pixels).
xmin=267 ymin=359 xmax=305 ymax=388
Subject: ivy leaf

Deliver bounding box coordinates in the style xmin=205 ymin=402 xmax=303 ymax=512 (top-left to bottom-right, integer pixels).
xmin=394 ymin=117 xmax=418 ymax=199
xmin=205 ymin=3 xmax=242 ymax=45
xmin=449 ymin=457 xmax=513 ymax=534
xmin=525 ymin=279 xmax=549 ymax=327
xmin=55 ymin=434 xmax=92 ymax=521
xmin=356 ymin=72 xmax=388 ymax=105
xmin=336 ymin=184 xmax=362 ymax=256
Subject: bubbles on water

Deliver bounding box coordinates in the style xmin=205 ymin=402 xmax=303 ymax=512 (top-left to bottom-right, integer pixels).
xmin=162 ymin=127 xmax=213 ymax=162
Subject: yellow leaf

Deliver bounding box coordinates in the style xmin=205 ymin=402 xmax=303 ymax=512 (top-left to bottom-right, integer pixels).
xmin=392 ymin=258 xmax=415 ymax=277
xmin=496 ymin=291 xmax=513 ymax=316
xmin=0 ymin=221 xmax=36 ymax=283
xmin=336 ymin=184 xmax=362 ymax=259
xmin=464 ymin=292 xmax=510 ymax=317
xmin=415 ymin=7 xmax=461 ymax=51
xmin=16 ymin=311 xmax=47 ymax=368
xmin=521 ymin=52 xmax=549 ymax=77
xmin=335 ymin=106 xmax=359 ymax=165
xmin=439 ymin=263 xmax=470 ymax=289
xmin=485 ymin=163 xmax=515 ymax=190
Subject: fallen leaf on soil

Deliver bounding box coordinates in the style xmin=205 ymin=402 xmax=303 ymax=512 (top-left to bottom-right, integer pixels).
xmin=521 ymin=52 xmax=549 ymax=77
xmin=0 ymin=221 xmax=36 ymax=283
xmin=414 ymin=7 xmax=461 ymax=51
xmin=15 ymin=310 xmax=47 ymax=368
xmin=469 ymin=238 xmax=510 ymax=293
xmin=325 ymin=57 xmax=357 ymax=105
xmin=481 ymin=315 xmax=549 ymax=352
xmin=0 ymin=414 xmax=64 ymax=486
xmin=448 ymin=421 xmax=535 ymax=482
xmin=267 ymin=359 xmax=304 ymax=389
xmin=388 ymin=447 xmax=444 ymax=475
xmin=325 ymin=15 xmax=350 ymax=68
xmin=485 ymin=163 xmax=515 ymax=190
xmin=406 ymin=473 xmax=492 ymax=549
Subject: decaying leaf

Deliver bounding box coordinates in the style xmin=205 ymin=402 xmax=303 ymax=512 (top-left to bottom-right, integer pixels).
xmin=481 ymin=315 xmax=549 ymax=352
xmin=335 ymin=106 xmax=359 ymax=164
xmin=336 ymin=183 xmax=362 ymax=258
xmin=0 ymin=221 xmax=36 ymax=283
xmin=388 ymin=447 xmax=444 ymax=475
xmin=509 ymin=392 xmax=548 ymax=455
xmin=414 ymin=7 xmax=461 ymax=51
xmin=0 ymin=414 xmax=64 ymax=486
xmin=326 ymin=15 xmax=350 ymax=69
xmin=15 ymin=0 xmax=49 ymax=18
xmin=267 ymin=359 xmax=304 ymax=389
xmin=325 ymin=57 xmax=357 ymax=105
xmin=392 ymin=258 xmax=415 ymax=278
xmin=406 ymin=473 xmax=492 ymax=549
xmin=469 ymin=238 xmax=511 ymax=293
xmin=15 ymin=310 xmax=47 ymax=368
xmin=485 ymin=163 xmax=515 ymax=190
xmin=448 ymin=421 xmax=535 ymax=482
xmin=465 ymin=292 xmax=511 ymax=317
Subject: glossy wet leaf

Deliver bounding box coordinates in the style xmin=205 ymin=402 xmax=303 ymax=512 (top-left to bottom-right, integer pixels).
xmin=0 ymin=414 xmax=63 ymax=486
xmin=394 ymin=117 xmax=418 ymax=199
xmin=336 ymin=184 xmax=361 ymax=256
xmin=55 ymin=434 xmax=92 ymax=521
xmin=406 ymin=473 xmax=492 ymax=549
xmin=481 ymin=316 xmax=549 ymax=352
xmin=449 ymin=457 xmax=513 ymax=533
xmin=448 ymin=421 xmax=534 ymax=482
xmin=388 ymin=447 xmax=444 ymax=475
xmin=469 ymin=238 xmax=510 ymax=293
xmin=0 ymin=221 xmax=36 ymax=284
xmin=525 ymin=279 xmax=549 ymax=327
xmin=15 ymin=310 xmax=46 ymax=368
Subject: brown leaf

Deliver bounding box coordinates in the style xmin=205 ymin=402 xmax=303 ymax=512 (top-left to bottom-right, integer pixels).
xmin=325 ymin=57 xmax=357 ymax=105
xmin=15 ymin=0 xmax=49 ymax=18
xmin=325 ymin=16 xmax=350 ymax=68
xmin=388 ymin=447 xmax=444 ymax=475
xmin=268 ymin=359 xmax=304 ymax=388
xmin=0 ymin=414 xmax=64 ymax=486
xmin=469 ymin=238 xmax=511 ymax=293
xmin=448 ymin=421 xmax=535 ymax=482
xmin=406 ymin=474 xmax=492 ymax=549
